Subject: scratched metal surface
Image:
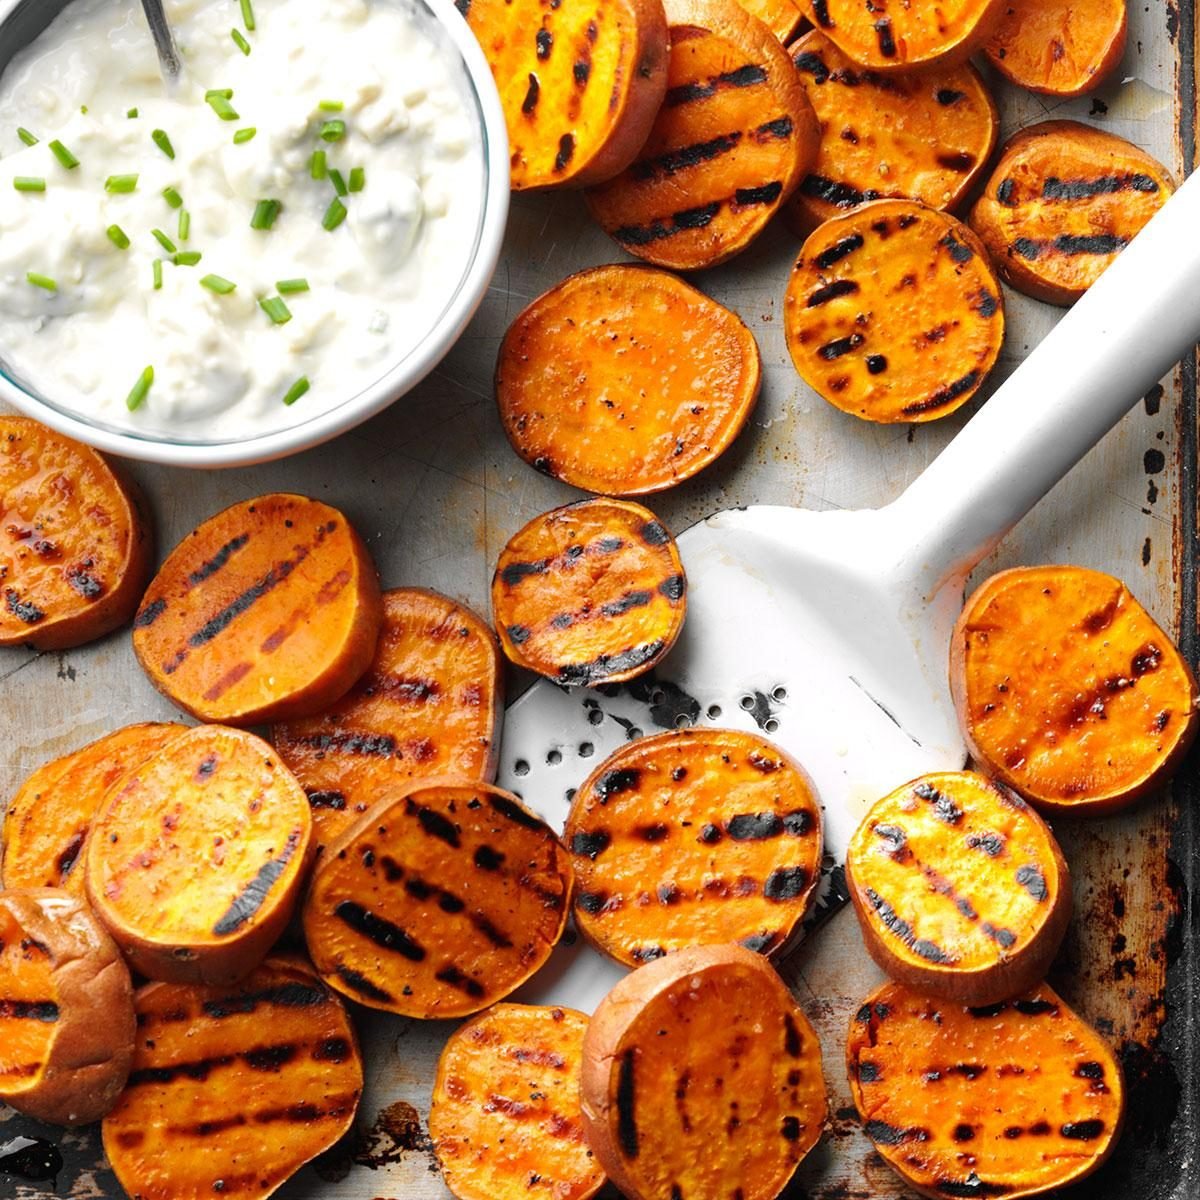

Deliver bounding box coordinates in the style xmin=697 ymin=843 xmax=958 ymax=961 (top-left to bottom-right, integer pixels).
xmin=0 ymin=3 xmax=1196 ymax=1198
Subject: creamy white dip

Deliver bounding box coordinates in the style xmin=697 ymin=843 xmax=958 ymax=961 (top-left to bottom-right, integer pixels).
xmin=0 ymin=0 xmax=483 ymax=438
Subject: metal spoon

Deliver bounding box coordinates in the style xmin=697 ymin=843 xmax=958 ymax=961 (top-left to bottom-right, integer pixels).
xmin=140 ymin=0 xmax=181 ymax=81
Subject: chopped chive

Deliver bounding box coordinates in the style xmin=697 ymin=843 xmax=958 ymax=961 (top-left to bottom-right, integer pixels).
xmin=153 ymin=259 xmax=163 ymax=289
xmin=276 ymin=277 xmax=310 ymax=294
xmin=127 ymin=107 xmax=138 ymax=119
xmin=105 ymin=174 xmax=139 ymax=193
xmin=322 ymin=196 xmax=347 ymax=231
xmin=310 ymin=149 xmax=327 ymax=180
xmin=151 ymin=228 xmax=177 ymax=253
xmin=231 ymin=28 xmax=251 ymax=55
xmin=348 ymin=166 xmax=365 ymax=193
xmin=49 ymin=140 xmax=79 ymax=169
xmin=200 ymin=274 xmax=236 ymax=294
xmin=206 ymin=94 xmax=240 ymax=121
xmin=233 ymin=127 xmax=257 ymax=144
xmin=80 ymin=105 xmax=88 ymax=115
xmin=205 ymin=88 xmax=234 ymax=99
xmin=151 ymin=129 xmax=175 ymax=159
xmin=259 ymin=295 xmax=292 ymax=324
xmin=173 ymin=250 xmax=202 ymax=266
xmin=250 ymin=198 xmax=282 ymax=230
xmin=13 ymin=176 xmax=45 ymax=193
xmin=26 ymin=271 xmax=56 ymax=292
xmin=106 ymin=224 xmax=130 ymax=249
xmin=319 ymin=119 xmax=346 ymax=142
xmin=126 ymin=366 xmax=154 ymax=411
xmin=328 ymin=168 xmax=347 ymax=198
xmin=282 ymin=376 xmax=310 ymax=406
xmin=240 ymin=0 xmax=256 ymax=31
xmin=319 ymin=99 xmax=344 ymax=112
xmin=17 ymin=127 xmax=37 ymax=146
xmin=178 ymin=209 xmax=191 ymax=240
xmin=162 ymin=186 xmax=184 ymax=209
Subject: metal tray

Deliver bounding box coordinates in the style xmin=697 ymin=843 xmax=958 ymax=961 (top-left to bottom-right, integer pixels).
xmin=0 ymin=3 xmax=1195 ymax=1197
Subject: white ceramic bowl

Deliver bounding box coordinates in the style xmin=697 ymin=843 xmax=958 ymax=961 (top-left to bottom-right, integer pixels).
xmin=0 ymin=0 xmax=509 ymax=468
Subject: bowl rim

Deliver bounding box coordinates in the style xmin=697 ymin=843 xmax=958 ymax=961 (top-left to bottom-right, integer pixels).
xmin=0 ymin=0 xmax=509 ymax=468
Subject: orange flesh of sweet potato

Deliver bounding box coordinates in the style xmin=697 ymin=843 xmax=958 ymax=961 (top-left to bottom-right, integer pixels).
xmin=785 ymin=199 xmax=1004 ymax=423
xmin=2 ymin=723 xmax=186 ymax=894
xmin=461 ymin=0 xmax=668 ymax=190
xmin=102 ymin=956 xmax=363 ymax=1200
xmin=845 ymin=771 xmax=1070 ymax=1005
xmin=585 ymin=0 xmax=820 ymax=270
xmin=951 ymin=566 xmax=1198 ymax=814
xmin=303 ymin=780 xmax=572 ymax=1018
xmin=0 ymin=416 xmax=151 ymax=650
xmin=847 ymin=980 xmax=1125 ymax=1200
xmin=969 ymin=120 xmax=1174 ymax=306
xmin=0 ymin=888 xmax=135 ymax=1126
xmin=801 ymin=0 xmax=1005 ymax=71
xmin=132 ymin=492 xmax=383 ymax=725
xmin=736 ymin=0 xmax=804 ymax=42
xmin=430 ymin=1004 xmax=605 ymax=1200
xmin=492 ymin=499 xmax=686 ymax=686
xmin=581 ymin=944 xmax=827 ymax=1200
xmin=496 ymin=265 xmax=761 ymax=496
xmin=272 ymin=588 xmax=503 ymax=855
xmin=785 ymin=32 xmax=998 ymax=234
xmin=984 ymin=0 xmax=1127 ymax=97
xmin=565 ymin=728 xmax=823 ymax=965
xmin=85 ymin=725 xmax=313 ymax=985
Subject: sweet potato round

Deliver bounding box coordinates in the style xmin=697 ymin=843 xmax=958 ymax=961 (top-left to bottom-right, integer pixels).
xmin=492 ymin=498 xmax=686 ymax=686
xmin=0 ymin=416 xmax=152 ymax=650
xmin=785 ymin=199 xmax=1004 ymax=423
xmin=565 ymin=728 xmax=823 ymax=965
xmin=785 ymin=32 xmax=999 ymax=234
xmin=102 ymin=955 xmax=362 ymax=1200
xmin=846 ymin=771 xmax=1070 ymax=1005
xmin=581 ymin=944 xmax=827 ymax=1200
xmin=132 ymin=492 xmax=383 ymax=725
xmin=496 ymin=265 xmax=761 ymax=496
xmin=737 ymin=0 xmax=803 ymax=42
xmin=847 ymin=980 xmax=1125 ymax=1199
xmin=303 ymin=780 xmax=573 ymax=1018
xmin=430 ymin=1004 xmax=605 ymax=1200
xmin=2 ymin=722 xmax=187 ymax=894
xmin=272 ymin=588 xmax=503 ymax=856
xmin=969 ymin=121 xmax=1175 ymax=306
xmin=984 ymin=0 xmax=1127 ymax=98
xmin=585 ymin=0 xmax=819 ymax=270
xmin=85 ymin=725 xmax=313 ymax=985
xmin=462 ymin=0 xmax=669 ymax=190
xmin=0 ymin=888 xmax=135 ymax=1125
xmin=951 ymin=566 xmax=1198 ymax=815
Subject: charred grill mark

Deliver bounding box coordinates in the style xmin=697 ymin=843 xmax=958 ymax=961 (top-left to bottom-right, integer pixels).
xmin=641 ymin=521 xmax=669 ymax=546
xmin=135 ymin=597 xmax=167 ymax=627
xmin=734 ymin=182 xmax=784 ymax=207
xmin=1132 ymin=643 xmax=1162 ymax=676
xmin=997 ymin=178 xmax=1016 ymax=206
xmin=659 ymin=574 xmax=686 ymax=602
xmin=522 ymin=73 xmax=539 ymax=114
xmin=1012 ymin=234 xmax=1129 ymax=261
xmin=407 ymin=798 xmax=460 ymax=847
xmin=903 ymin=371 xmax=980 ymax=416
xmin=617 ymin=1050 xmax=639 ymax=1158
xmin=874 ymin=823 xmax=908 ymax=856
xmin=631 ymin=132 xmax=742 ymax=180
xmin=818 ymin=333 xmax=864 ymax=361
xmin=874 ymin=18 xmax=896 ymax=57
xmin=966 ymin=832 xmax=1004 ymax=857
xmin=635 ymin=822 xmax=670 ymax=842
xmin=554 ymin=135 xmax=575 ymax=173
xmin=574 ymin=59 xmax=590 ymax=86
xmin=863 ymin=888 xmax=955 ymax=964
xmin=808 ymin=279 xmax=860 ymax=307
xmin=631 ymin=945 xmax=666 ymax=962
xmin=792 ymin=51 xmax=830 ymax=83
xmin=313 ymin=1037 xmax=352 ymax=1063
xmin=864 ymin=1119 xmax=929 ymax=1146
xmin=665 ymin=63 xmax=768 ymax=107
xmin=913 ymin=782 xmax=963 ymax=824
xmin=1042 ymin=173 xmax=1159 ymax=201
xmin=601 ymin=590 xmax=652 ymax=617
xmin=577 ymin=890 xmax=608 ymax=914
xmin=936 ymin=89 xmax=966 ymax=105
xmin=940 ymin=232 xmax=974 ymax=263
xmin=4 ymin=589 xmax=43 ymax=624
xmin=212 ymin=830 xmax=302 ymax=937
xmin=981 ymin=922 xmax=1017 ymax=948
xmin=755 ymin=116 xmax=793 ymax=141
xmin=243 ymin=1043 xmax=297 ymax=1071
xmin=811 ymin=0 xmax=831 ymax=26
xmin=857 ymin=1060 xmax=881 ymax=1082
xmin=937 ymin=152 xmax=974 ymax=173
xmin=866 ymin=354 xmax=888 ymax=375
xmin=335 ymin=966 xmax=394 ymax=1003
xmin=470 ymin=913 xmax=513 ymax=949
xmin=65 ymin=563 xmax=103 ymax=600
xmin=800 ymin=174 xmax=880 ymax=210
xmin=1061 ymin=1120 xmax=1106 ymax=1140
xmin=308 ymin=790 xmax=347 ymax=812
xmin=0 ymin=999 xmax=59 ymax=1022
xmin=435 ymin=964 xmax=485 ymax=998
xmin=764 ymin=866 xmax=808 ymax=901
xmin=334 ymin=900 xmax=426 ymax=961
xmin=489 ymin=794 xmax=547 ymax=832
xmin=507 ymin=624 xmax=531 ymax=645
xmin=187 ymin=534 xmax=250 ymax=588
xmin=200 ymin=982 xmax=327 ymax=1020
xmin=975 ymin=289 xmax=999 ymax=318
xmin=784 ymin=1014 xmax=802 ymax=1057
xmin=474 ymin=845 xmax=505 ymax=871
xmin=814 ymin=232 xmax=865 ymax=269
xmin=572 ymin=830 xmax=611 ymax=859
xmin=55 ymin=830 xmax=85 ymax=880
xmin=613 ymin=204 xmax=721 ymax=247
xmin=727 ymin=812 xmax=783 ymax=841
xmin=501 ymin=559 xmax=547 ymax=586
xmin=128 ymin=1053 xmax=235 ymax=1087
xmin=536 ymin=29 xmax=551 ymax=59
xmin=1015 ymin=865 xmax=1048 ymax=901
xmin=558 ymin=640 xmax=665 ymax=686
xmin=1012 ymin=997 xmax=1059 ymax=1016
xmin=595 ymin=768 xmax=642 ymax=800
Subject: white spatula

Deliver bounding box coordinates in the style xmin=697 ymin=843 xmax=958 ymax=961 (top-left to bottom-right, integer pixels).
xmin=502 ymin=168 xmax=1200 ymax=1014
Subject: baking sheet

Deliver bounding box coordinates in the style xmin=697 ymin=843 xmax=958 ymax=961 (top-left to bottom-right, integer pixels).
xmin=0 ymin=2 xmax=1195 ymax=1196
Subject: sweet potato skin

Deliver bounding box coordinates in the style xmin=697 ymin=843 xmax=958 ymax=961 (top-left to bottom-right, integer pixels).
xmin=2 ymin=723 xmax=187 ymax=894
xmin=581 ymin=944 xmax=827 ymax=1200
xmin=132 ymin=492 xmax=383 ymax=725
xmin=462 ymin=0 xmax=669 ymax=190
xmin=0 ymin=888 xmax=135 ymax=1125
xmin=845 ymin=771 xmax=1071 ymax=1005
xmin=496 ymin=265 xmax=761 ymax=496
xmin=847 ymin=980 xmax=1125 ymax=1200
xmin=0 ymin=416 xmax=152 ymax=650
xmin=951 ymin=566 xmax=1199 ymax=814
xmin=430 ymin=1004 xmax=605 ymax=1200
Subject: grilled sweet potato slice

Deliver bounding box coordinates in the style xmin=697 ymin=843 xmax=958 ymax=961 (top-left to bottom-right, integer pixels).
xmin=102 ymin=955 xmax=362 ymax=1200
xmin=738 ymin=0 xmax=804 ymax=42
xmin=132 ymin=492 xmax=383 ymax=725
xmin=0 ymin=888 xmax=135 ymax=1125
xmin=496 ymin=266 xmax=761 ymax=496
xmin=846 ymin=772 xmax=1070 ymax=1005
xmin=785 ymin=32 xmax=998 ymax=234
xmin=272 ymin=588 xmax=502 ymax=855
xmin=3 ymin=723 xmax=186 ymax=894
xmin=785 ymin=199 xmax=1004 ymax=423
xmin=581 ymin=944 xmax=827 ymax=1200
xmin=492 ymin=498 xmax=686 ymax=686
xmin=565 ymin=728 xmax=822 ymax=964
xmin=847 ymin=981 xmax=1124 ymax=1199
xmin=0 ymin=416 xmax=151 ymax=650
xmin=85 ymin=725 xmax=313 ymax=985
xmin=951 ymin=566 xmax=1198 ymax=815
xmin=585 ymin=0 xmax=819 ymax=270
xmin=303 ymin=780 xmax=572 ymax=1018
xmin=984 ymin=0 xmax=1127 ymax=97
xmin=462 ymin=0 xmax=668 ymax=191
xmin=431 ymin=1004 xmax=605 ymax=1200
xmin=969 ymin=121 xmax=1174 ymax=306
xmin=801 ymin=0 xmax=1005 ymax=71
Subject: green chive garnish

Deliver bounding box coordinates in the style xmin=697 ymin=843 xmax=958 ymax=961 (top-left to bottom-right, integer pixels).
xmin=13 ymin=177 xmax=45 ymax=193
xmin=231 ymin=28 xmax=251 ymax=55
xmin=282 ymin=376 xmax=310 ymax=406
xmin=233 ymin=127 xmax=257 ymax=144
xmin=206 ymin=93 xmax=239 ymax=121
xmin=173 ymin=250 xmax=202 ymax=266
xmin=250 ymin=199 xmax=282 ymax=230
xmin=162 ymin=186 xmax=184 ymax=209
xmin=127 ymin=107 xmax=139 ymax=119
xmin=206 ymin=88 xmax=234 ymax=99
xmin=276 ymin=278 xmax=310 ymax=294
xmin=201 ymin=274 xmax=236 ymax=294
xmin=178 ymin=209 xmax=191 ymax=241
xmin=107 ymin=224 xmax=130 ymax=249
xmin=151 ymin=228 xmax=177 ymax=253
xmin=319 ymin=119 xmax=346 ymax=142
xmin=126 ymin=366 xmax=154 ymax=411
xmin=240 ymin=0 xmax=256 ymax=31
xmin=328 ymin=168 xmax=347 ymax=198
xmin=322 ymin=196 xmax=347 ymax=230
xmin=319 ymin=100 xmax=344 ymax=112
xmin=310 ymin=150 xmax=327 ymax=180
xmin=106 ymin=174 xmax=139 ymax=193
xmin=80 ymin=105 xmax=88 ymax=115
xmin=17 ymin=127 xmax=37 ymax=147
xmin=153 ymin=259 xmax=163 ymax=289
xmin=151 ymin=129 xmax=175 ymax=159
xmin=259 ymin=295 xmax=292 ymax=324
xmin=49 ymin=140 xmax=79 ymax=169
xmin=348 ymin=166 xmax=365 ymax=193
xmin=26 ymin=271 xmax=56 ymax=292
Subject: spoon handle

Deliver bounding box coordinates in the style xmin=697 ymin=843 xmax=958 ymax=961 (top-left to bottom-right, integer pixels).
xmin=140 ymin=0 xmax=181 ymax=80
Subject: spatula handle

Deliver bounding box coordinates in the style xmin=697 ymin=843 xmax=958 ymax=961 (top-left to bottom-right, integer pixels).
xmin=887 ymin=165 xmax=1200 ymax=597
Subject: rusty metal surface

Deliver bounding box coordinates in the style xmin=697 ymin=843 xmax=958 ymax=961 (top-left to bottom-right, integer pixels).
xmin=0 ymin=2 xmax=1196 ymax=1198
